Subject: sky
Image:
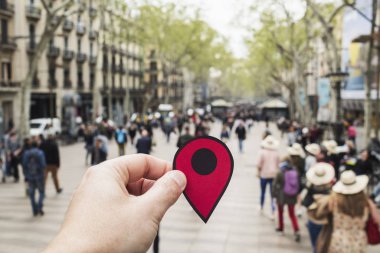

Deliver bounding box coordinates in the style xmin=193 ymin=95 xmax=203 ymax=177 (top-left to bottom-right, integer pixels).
xmin=128 ymin=0 xmax=334 ymax=58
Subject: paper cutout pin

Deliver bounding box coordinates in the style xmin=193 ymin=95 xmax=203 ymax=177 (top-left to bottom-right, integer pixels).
xmin=173 ymin=136 xmax=234 ymax=223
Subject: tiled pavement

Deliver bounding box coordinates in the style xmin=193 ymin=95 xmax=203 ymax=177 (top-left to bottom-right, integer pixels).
xmin=0 ymin=122 xmax=379 ymax=253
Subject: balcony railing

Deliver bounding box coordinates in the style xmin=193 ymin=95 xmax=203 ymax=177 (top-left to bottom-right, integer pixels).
xmin=0 ymin=80 xmax=20 ymax=88
xmin=89 ymin=55 xmax=97 ymax=65
xmin=77 ymin=80 xmax=84 ymax=89
xmin=49 ymin=79 xmax=58 ymax=88
xmin=47 ymin=46 xmax=60 ymax=58
xmin=76 ymin=23 xmax=86 ymax=36
xmin=76 ymin=52 xmax=87 ymax=63
xmin=63 ymin=80 xmax=72 ymax=88
xmin=0 ymin=2 xmax=14 ymax=17
xmin=63 ymin=50 xmax=75 ymax=61
xmin=119 ymin=65 xmax=127 ymax=75
xmin=0 ymin=36 xmax=17 ymax=52
xmin=88 ymin=30 xmax=98 ymax=40
xmin=89 ymin=7 xmax=97 ymax=19
xmin=25 ymin=5 xmax=41 ymax=21
xmin=63 ymin=20 xmax=74 ymax=32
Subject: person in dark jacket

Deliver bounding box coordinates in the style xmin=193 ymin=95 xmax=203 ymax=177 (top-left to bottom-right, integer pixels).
xmin=354 ymin=149 xmax=373 ymax=176
xmin=177 ymin=126 xmax=194 ymax=148
xmin=128 ymin=123 xmax=137 ymax=145
xmin=91 ymin=138 xmax=107 ymax=165
xmin=235 ymin=122 xmax=246 ymax=153
xmin=22 ymin=141 xmax=46 ymax=216
xmin=84 ymin=125 xmax=95 ymax=165
xmin=136 ymin=130 xmax=152 ymax=154
xmin=40 ymin=132 xmax=62 ymax=194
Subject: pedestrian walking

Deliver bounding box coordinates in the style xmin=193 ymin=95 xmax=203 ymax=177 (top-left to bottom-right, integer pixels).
xmin=353 ymin=149 xmax=373 ymax=177
xmin=220 ymin=124 xmax=230 ymax=143
xmin=309 ymin=170 xmax=380 ymax=253
xmin=40 ymin=132 xmax=62 ymax=194
xmin=84 ymin=125 xmax=95 ymax=165
xmin=22 ymin=141 xmax=46 ymax=216
xmin=323 ymin=140 xmax=341 ymax=180
xmin=288 ymin=143 xmax=306 ymax=217
xmin=305 ymin=144 xmax=320 ymax=172
xmin=115 ymin=126 xmax=128 ymax=156
xmin=136 ymin=130 xmax=152 ymax=155
xmin=347 ymin=124 xmax=357 ymax=145
xmin=7 ymin=132 xmax=21 ymax=183
xmin=128 ymin=123 xmax=138 ymax=145
xmin=302 ymin=163 xmax=335 ymax=253
xmin=257 ymin=135 xmax=280 ymax=217
xmin=272 ymin=157 xmax=301 ymax=242
xmin=20 ymin=138 xmax=32 ymax=195
xmin=91 ymin=138 xmax=107 ymax=165
xmin=235 ymin=122 xmax=246 ymax=153
xmin=177 ymin=126 xmax=194 ymax=149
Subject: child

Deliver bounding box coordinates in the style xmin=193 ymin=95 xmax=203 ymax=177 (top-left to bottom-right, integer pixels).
xmin=272 ymin=156 xmax=301 ymax=242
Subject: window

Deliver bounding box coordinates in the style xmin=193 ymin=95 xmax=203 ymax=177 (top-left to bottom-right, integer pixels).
xmin=77 ymin=38 xmax=82 ymax=52
xmin=1 ymin=19 xmax=8 ymax=43
xmin=77 ymin=66 xmax=83 ymax=87
xmin=90 ymin=42 xmax=93 ymax=56
xmin=29 ymin=24 xmax=35 ymax=48
xmin=64 ymin=36 xmax=69 ymax=49
xmin=48 ymin=64 xmax=56 ymax=86
xmin=1 ymin=62 xmax=11 ymax=81
xmin=64 ymin=67 xmax=70 ymax=87
xmin=90 ymin=68 xmax=95 ymax=89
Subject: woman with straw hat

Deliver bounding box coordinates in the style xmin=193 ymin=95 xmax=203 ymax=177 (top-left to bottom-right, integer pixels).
xmin=323 ymin=140 xmax=342 ymax=180
xmin=309 ymin=170 xmax=380 ymax=253
xmin=257 ymin=135 xmax=280 ymax=216
xmin=305 ymin=144 xmax=320 ymax=172
xmin=302 ymin=163 xmax=335 ymax=253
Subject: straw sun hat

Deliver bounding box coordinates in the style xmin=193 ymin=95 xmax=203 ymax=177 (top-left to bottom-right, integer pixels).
xmin=261 ymin=135 xmax=279 ymax=150
xmin=333 ymin=170 xmax=369 ymax=195
xmin=287 ymin=143 xmax=306 ymax=158
xmin=306 ymin=163 xmax=335 ymax=186
xmin=323 ymin=140 xmax=338 ymax=154
xmin=305 ymin=143 xmax=321 ymax=156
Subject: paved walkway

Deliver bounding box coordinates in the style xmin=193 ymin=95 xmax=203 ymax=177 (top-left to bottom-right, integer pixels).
xmin=0 ymin=122 xmax=379 ymax=253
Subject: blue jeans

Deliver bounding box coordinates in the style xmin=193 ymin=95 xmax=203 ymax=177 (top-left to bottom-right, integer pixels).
xmin=260 ymin=178 xmax=274 ymax=212
xmin=238 ymin=139 xmax=244 ymax=153
xmin=28 ymin=178 xmax=45 ymax=215
xmin=307 ymin=220 xmax=322 ymax=253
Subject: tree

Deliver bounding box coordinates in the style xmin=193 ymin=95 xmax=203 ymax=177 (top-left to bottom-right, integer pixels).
xmin=19 ymin=0 xmax=84 ymax=138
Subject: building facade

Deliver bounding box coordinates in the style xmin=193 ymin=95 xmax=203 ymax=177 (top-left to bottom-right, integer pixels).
xmin=0 ymin=0 xmax=145 ymax=133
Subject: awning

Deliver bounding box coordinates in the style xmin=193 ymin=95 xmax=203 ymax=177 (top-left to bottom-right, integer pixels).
xmin=258 ymin=99 xmax=288 ymax=109
xmin=342 ymin=100 xmax=364 ymax=111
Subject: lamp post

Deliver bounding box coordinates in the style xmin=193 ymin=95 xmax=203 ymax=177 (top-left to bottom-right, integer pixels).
xmin=326 ymin=69 xmax=349 ymax=123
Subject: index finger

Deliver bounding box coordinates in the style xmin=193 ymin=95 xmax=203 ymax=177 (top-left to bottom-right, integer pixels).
xmin=101 ymin=154 xmax=172 ymax=184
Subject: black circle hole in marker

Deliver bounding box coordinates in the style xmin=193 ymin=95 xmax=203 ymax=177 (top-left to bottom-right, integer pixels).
xmin=191 ymin=148 xmax=217 ymax=175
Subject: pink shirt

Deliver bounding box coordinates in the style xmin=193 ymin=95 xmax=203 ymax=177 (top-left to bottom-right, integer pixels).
xmin=257 ymin=149 xmax=280 ymax=179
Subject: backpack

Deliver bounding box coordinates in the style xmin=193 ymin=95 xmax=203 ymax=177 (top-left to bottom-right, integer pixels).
xmin=28 ymin=150 xmax=42 ymax=177
xmin=283 ymin=168 xmax=299 ymax=196
xmin=116 ymin=130 xmax=125 ymax=144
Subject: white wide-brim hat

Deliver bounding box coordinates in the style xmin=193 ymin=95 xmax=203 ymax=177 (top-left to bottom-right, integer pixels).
xmin=261 ymin=135 xmax=279 ymax=150
xmin=333 ymin=170 xmax=369 ymax=195
xmin=288 ymin=143 xmax=305 ymax=158
xmin=306 ymin=163 xmax=335 ymax=186
xmin=305 ymin=143 xmax=321 ymax=156
xmin=323 ymin=140 xmax=338 ymax=154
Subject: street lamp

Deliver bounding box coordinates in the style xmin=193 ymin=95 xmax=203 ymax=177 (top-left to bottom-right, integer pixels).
xmin=326 ymin=69 xmax=349 ymax=123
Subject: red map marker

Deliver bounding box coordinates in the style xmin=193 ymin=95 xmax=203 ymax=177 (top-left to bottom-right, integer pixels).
xmin=173 ymin=136 xmax=234 ymax=223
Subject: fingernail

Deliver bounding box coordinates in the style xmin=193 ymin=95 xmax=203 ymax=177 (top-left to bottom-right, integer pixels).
xmin=169 ymin=171 xmax=187 ymax=191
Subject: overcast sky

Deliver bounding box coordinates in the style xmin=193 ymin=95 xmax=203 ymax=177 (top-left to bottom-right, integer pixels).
xmin=129 ymin=0 xmax=335 ymax=58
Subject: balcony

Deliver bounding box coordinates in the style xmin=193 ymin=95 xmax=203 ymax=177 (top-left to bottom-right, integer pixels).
xmin=0 ymin=36 xmax=17 ymax=52
xmin=47 ymin=46 xmax=60 ymax=58
xmin=63 ymin=80 xmax=72 ymax=88
xmin=48 ymin=79 xmax=58 ymax=88
xmin=76 ymin=52 xmax=87 ymax=64
xmin=62 ymin=20 xmax=74 ymax=32
xmin=32 ymin=77 xmax=40 ymax=87
xmin=119 ymin=65 xmax=127 ymax=75
xmin=0 ymin=80 xmax=20 ymax=88
xmin=76 ymin=23 xmax=86 ymax=36
xmin=0 ymin=2 xmax=14 ymax=18
xmin=89 ymin=55 xmax=97 ymax=65
xmin=111 ymin=65 xmax=118 ymax=73
xmin=88 ymin=30 xmax=98 ymax=40
xmin=89 ymin=7 xmax=97 ymax=19
xmin=63 ymin=49 xmax=74 ymax=61
xmin=25 ymin=5 xmax=41 ymax=21
xmin=51 ymin=16 xmax=60 ymax=26
xmin=77 ymin=80 xmax=84 ymax=89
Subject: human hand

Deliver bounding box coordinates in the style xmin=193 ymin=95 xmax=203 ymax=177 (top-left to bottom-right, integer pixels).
xmin=44 ymin=154 xmax=187 ymax=253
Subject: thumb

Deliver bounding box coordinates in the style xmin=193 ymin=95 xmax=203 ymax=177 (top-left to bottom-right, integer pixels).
xmin=139 ymin=170 xmax=187 ymax=222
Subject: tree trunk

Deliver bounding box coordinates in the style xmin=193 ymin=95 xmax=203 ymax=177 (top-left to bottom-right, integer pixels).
xmin=364 ymin=0 xmax=377 ymax=143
